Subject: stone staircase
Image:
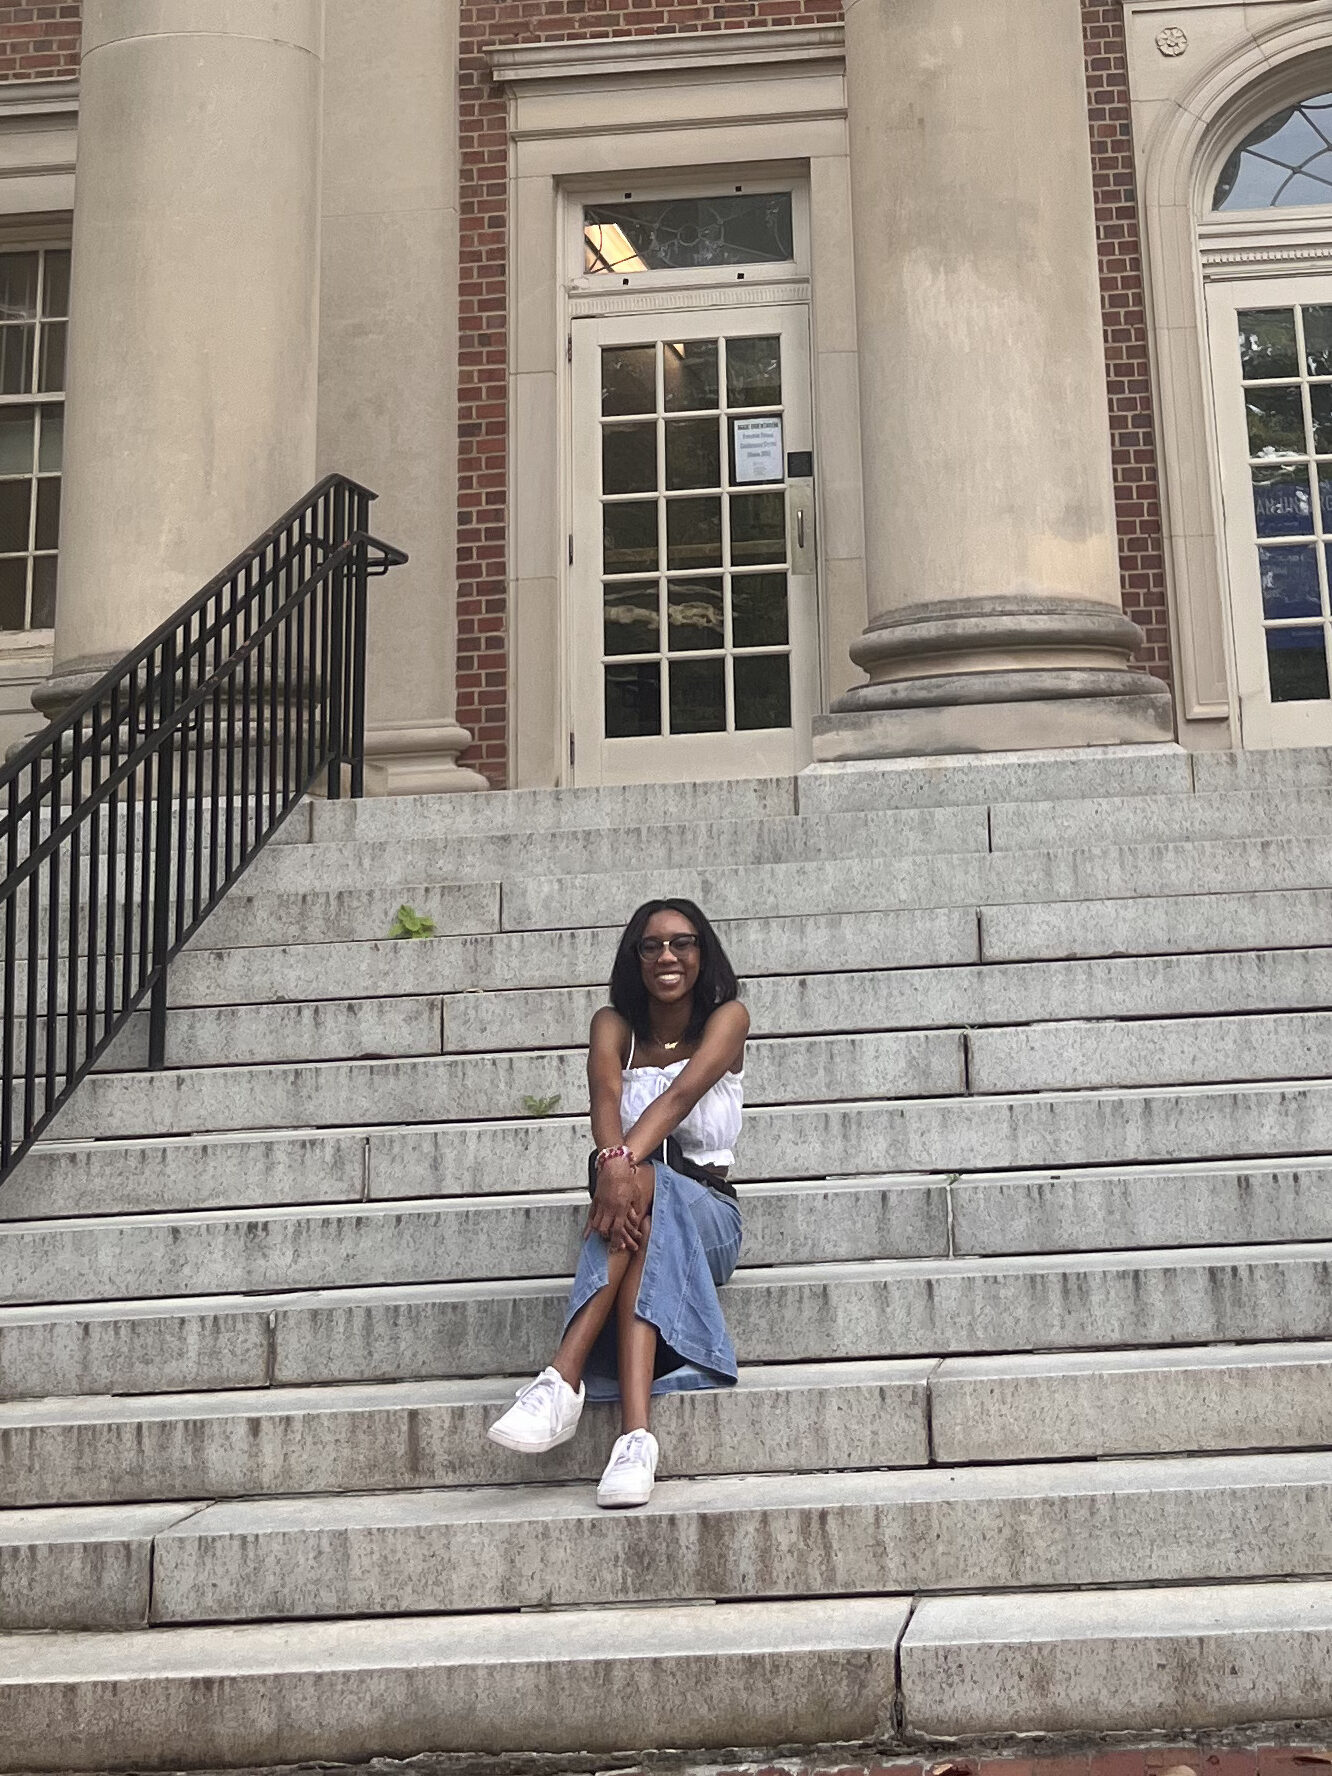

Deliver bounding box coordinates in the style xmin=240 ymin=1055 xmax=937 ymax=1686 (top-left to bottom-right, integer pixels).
xmin=7 ymin=744 xmax=1332 ymax=1767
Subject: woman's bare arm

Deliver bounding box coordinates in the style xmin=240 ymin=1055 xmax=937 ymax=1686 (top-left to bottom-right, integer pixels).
xmin=587 ymin=1005 xmax=630 ymax=1151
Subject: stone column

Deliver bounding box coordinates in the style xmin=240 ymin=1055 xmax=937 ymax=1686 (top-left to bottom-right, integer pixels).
xmin=38 ymin=0 xmax=326 ymax=716
xmin=814 ymin=0 xmax=1173 ymax=761
xmin=317 ymin=0 xmax=484 ymax=794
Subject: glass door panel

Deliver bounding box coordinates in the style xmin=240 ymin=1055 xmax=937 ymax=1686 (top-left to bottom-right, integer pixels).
xmin=1209 ymin=276 xmax=1332 ymax=746
xmin=572 ymin=305 xmax=815 ymax=783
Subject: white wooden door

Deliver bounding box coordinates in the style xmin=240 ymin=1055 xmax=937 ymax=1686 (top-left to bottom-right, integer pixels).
xmin=1208 ymin=275 xmax=1332 ymax=747
xmin=570 ymin=305 xmax=817 ymax=785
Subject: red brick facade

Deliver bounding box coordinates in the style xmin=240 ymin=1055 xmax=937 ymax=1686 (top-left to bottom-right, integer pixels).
xmin=457 ymin=0 xmax=1173 ymax=785
xmin=0 ymin=2 xmax=78 ymax=80
xmin=1083 ymin=0 xmax=1172 ymax=677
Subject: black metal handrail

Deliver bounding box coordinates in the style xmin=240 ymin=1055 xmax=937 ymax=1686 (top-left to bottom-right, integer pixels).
xmin=0 ymin=473 xmax=406 ymax=1185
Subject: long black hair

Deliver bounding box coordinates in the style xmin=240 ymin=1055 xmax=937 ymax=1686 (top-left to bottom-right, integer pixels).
xmin=609 ymin=898 xmax=740 ymax=1045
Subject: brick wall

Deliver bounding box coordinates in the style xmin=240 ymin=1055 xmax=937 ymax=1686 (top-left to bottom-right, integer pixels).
xmin=0 ymin=3 xmax=79 ymax=80
xmin=1082 ymin=0 xmax=1172 ymax=680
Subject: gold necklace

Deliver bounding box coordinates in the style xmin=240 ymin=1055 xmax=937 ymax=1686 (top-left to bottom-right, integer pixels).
xmin=661 ymin=1039 xmax=681 ymax=1052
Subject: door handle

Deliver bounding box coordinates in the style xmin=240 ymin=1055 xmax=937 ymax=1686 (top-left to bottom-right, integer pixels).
xmin=788 ymin=478 xmax=815 ymax=572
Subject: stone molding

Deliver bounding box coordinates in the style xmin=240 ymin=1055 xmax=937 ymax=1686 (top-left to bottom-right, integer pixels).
xmin=489 ymin=25 xmax=845 ymax=91
xmin=0 ymin=77 xmax=76 ymax=215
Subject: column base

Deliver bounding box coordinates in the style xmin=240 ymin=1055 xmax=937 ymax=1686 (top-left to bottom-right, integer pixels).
xmin=814 ymin=671 xmax=1175 ymax=762
xmin=361 ymin=719 xmax=489 ymax=797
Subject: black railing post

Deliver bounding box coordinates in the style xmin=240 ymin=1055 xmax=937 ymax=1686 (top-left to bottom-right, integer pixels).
xmin=147 ymin=633 xmax=178 ymax=1070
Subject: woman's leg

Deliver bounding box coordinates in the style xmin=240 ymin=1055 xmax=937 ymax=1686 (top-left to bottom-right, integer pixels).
xmin=552 ymin=1163 xmax=657 ymax=1391
xmin=550 ymin=1240 xmax=633 ymax=1389
xmin=615 ymin=1215 xmax=657 ymax=1433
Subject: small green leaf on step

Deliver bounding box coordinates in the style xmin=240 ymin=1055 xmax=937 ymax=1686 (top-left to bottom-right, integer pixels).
xmin=388 ymin=904 xmax=437 ymax=940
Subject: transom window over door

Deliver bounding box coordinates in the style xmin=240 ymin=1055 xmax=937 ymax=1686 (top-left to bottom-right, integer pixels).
xmin=571 ymin=304 xmax=816 ymax=784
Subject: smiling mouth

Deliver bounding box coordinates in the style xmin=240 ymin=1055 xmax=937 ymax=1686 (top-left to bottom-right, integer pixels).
xmin=655 ymin=969 xmax=684 ymax=986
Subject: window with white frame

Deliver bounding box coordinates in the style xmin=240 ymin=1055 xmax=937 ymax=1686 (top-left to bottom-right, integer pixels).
xmin=0 ymin=246 xmax=67 ymax=634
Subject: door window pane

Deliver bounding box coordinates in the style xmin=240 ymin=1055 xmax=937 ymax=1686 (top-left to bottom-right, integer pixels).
xmin=730 ymin=491 xmax=786 ymax=566
xmin=1307 ymin=307 xmax=1332 ymax=376
xmin=603 ymin=424 xmax=657 ymax=496
xmin=605 ymin=662 xmax=661 ymax=737
xmin=665 ymin=418 xmax=720 ymax=491
xmin=602 ymin=346 xmax=656 ymax=417
xmin=734 ymin=653 xmax=792 ymax=730
xmin=669 ymin=656 xmax=726 ymax=733
xmin=1267 ymin=626 xmax=1331 ymax=701
xmin=603 ymin=501 xmax=658 ymax=574
xmin=663 ymin=341 xmax=718 ymax=413
xmin=1239 ymin=309 xmax=1299 ymax=379
xmin=1259 ymin=545 xmax=1323 ymax=618
xmin=666 ymin=497 xmax=722 ymax=571
xmin=726 ymin=336 xmax=782 ymax=409
xmin=732 ymin=572 xmax=790 ymax=647
xmin=668 ymin=577 xmax=724 ymax=651
xmin=603 ymin=582 xmax=660 ymax=656
xmin=1253 ymin=464 xmax=1314 ymax=536
xmin=1246 ymin=385 xmax=1305 ymax=455
xmin=1310 ymin=384 xmax=1332 ymax=454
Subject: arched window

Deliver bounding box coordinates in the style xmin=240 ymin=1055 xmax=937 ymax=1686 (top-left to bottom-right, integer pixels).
xmin=1213 ymin=93 xmax=1332 ymax=211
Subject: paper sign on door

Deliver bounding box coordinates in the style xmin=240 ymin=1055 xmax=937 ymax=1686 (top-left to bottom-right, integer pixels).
xmin=732 ymin=416 xmax=784 ymax=485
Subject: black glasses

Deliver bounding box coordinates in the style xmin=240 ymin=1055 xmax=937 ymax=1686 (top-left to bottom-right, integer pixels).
xmin=636 ymin=934 xmax=700 ymax=960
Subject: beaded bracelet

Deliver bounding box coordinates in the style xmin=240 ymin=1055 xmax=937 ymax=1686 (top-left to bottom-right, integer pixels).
xmin=596 ymin=1144 xmax=635 ymax=1170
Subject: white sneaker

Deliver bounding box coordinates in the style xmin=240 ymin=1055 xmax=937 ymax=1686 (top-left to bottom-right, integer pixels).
xmin=487 ymin=1367 xmax=584 ymax=1453
xmin=596 ymin=1428 xmax=659 ymax=1508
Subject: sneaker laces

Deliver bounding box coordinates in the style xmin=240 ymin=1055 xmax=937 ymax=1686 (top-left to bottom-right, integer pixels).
xmin=607 ymin=1430 xmax=653 ymax=1472
xmin=515 ymin=1370 xmax=561 ymax=1412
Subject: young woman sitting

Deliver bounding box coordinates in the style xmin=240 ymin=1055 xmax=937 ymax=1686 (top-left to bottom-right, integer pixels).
xmin=488 ymin=897 xmax=748 ymax=1508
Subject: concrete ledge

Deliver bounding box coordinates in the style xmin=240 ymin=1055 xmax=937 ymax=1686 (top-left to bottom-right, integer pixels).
xmin=902 ymin=1579 xmax=1332 ymax=1736
xmin=146 ymin=1451 xmax=1332 ymax=1625
xmin=0 ymin=1502 xmax=199 ymax=1630
xmin=0 ymin=1360 xmax=935 ymax=1509
xmin=932 ymin=1341 xmax=1332 ymax=1463
xmin=0 ymin=1596 xmax=908 ymax=1771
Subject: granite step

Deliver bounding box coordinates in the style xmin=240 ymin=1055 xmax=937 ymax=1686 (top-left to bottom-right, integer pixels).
xmin=42 ymin=1030 xmax=967 ymax=1142
xmin=0 ymin=1594 xmax=910 ymax=1772
xmin=19 ymin=1078 xmax=1332 ymax=1222
xmin=0 ymin=1177 xmax=949 ymax=1307
xmin=7 ymin=1241 xmax=1332 ymax=1401
xmin=0 ymin=1359 xmax=934 ymax=1510
xmin=900 ymin=1577 xmax=1332 ymax=1738
xmin=137 ymin=1449 xmax=1332 ymax=1625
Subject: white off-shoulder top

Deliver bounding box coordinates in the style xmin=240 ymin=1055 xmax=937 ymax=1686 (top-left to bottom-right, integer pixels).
xmin=620 ymin=1036 xmax=744 ymax=1169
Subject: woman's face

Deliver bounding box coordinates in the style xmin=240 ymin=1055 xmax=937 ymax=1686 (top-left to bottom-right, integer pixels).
xmin=639 ymin=909 xmax=702 ymax=1008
